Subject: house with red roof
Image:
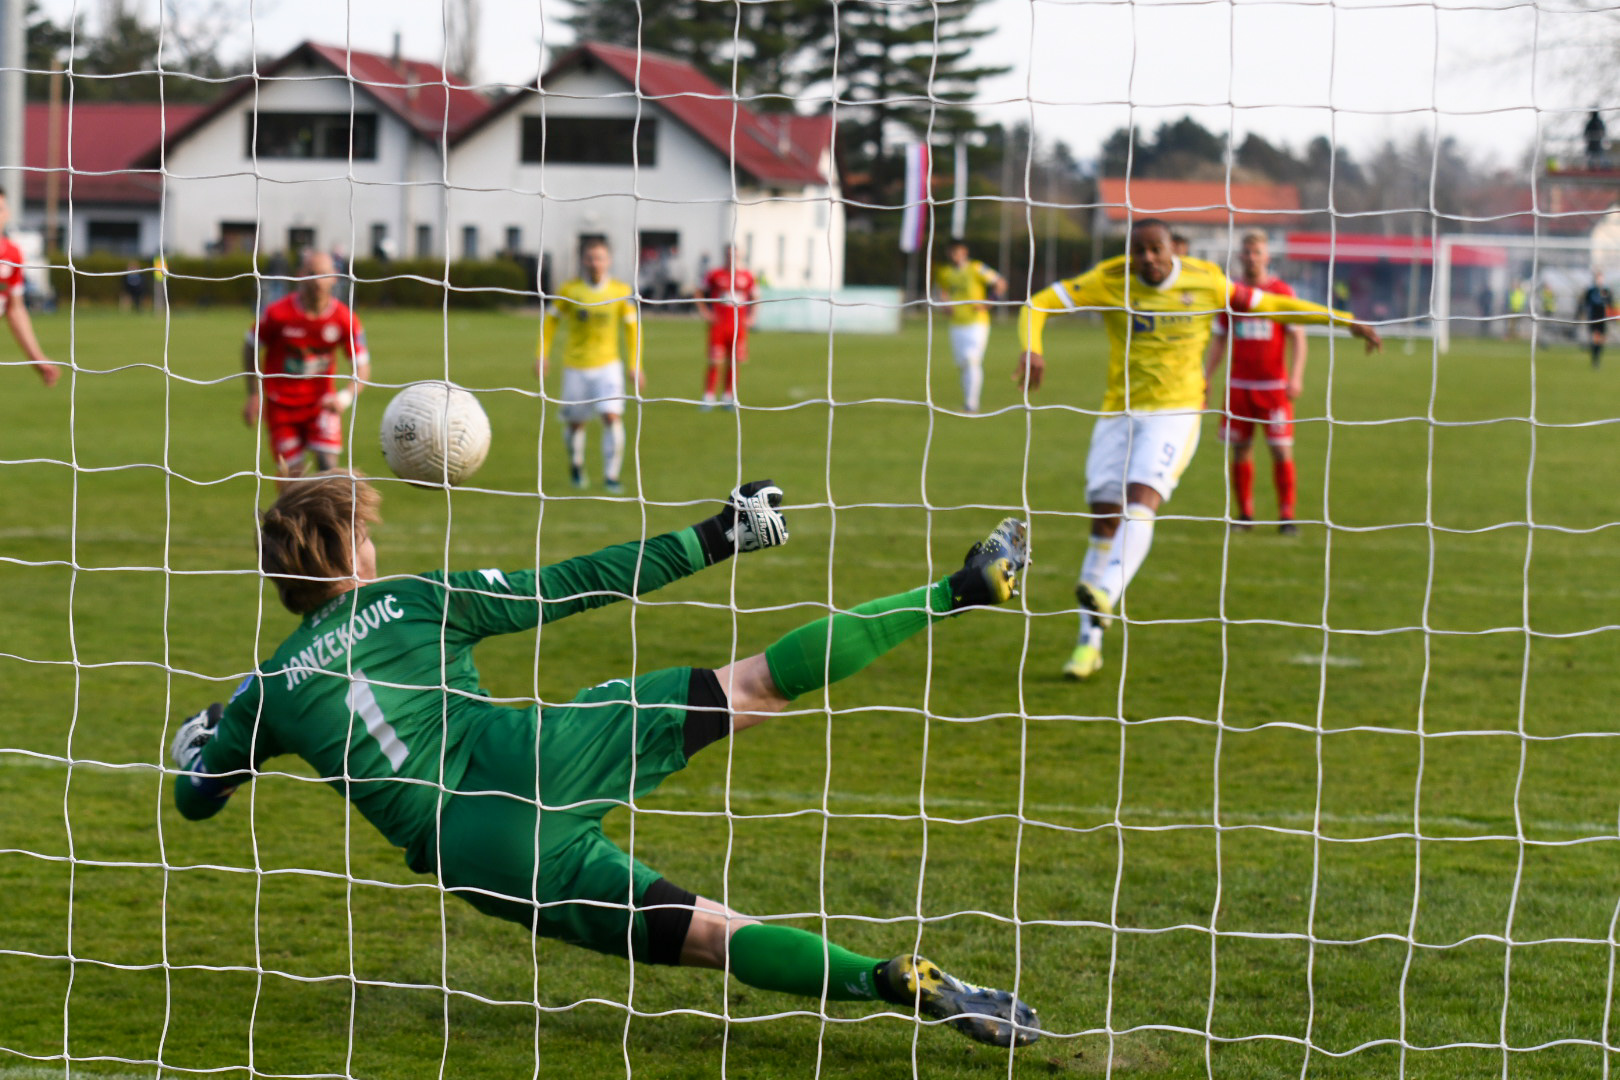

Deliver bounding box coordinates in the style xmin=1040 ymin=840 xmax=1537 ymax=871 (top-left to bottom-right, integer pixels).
xmin=19 ymin=101 xmax=205 ymax=255
xmin=140 ymin=40 xmax=496 ymax=259
xmin=449 ymin=42 xmax=843 ymax=292
xmin=132 ymin=39 xmax=844 ymax=291
xmin=1094 ymin=178 xmax=1305 ymax=241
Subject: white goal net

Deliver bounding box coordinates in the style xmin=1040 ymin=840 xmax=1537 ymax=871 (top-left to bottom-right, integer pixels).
xmin=3 ymin=0 xmax=1619 ymax=1078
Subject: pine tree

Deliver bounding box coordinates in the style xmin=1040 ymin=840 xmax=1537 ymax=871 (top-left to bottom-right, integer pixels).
xmin=563 ymin=0 xmax=828 ymax=108
xmin=807 ymin=0 xmax=1006 ymax=203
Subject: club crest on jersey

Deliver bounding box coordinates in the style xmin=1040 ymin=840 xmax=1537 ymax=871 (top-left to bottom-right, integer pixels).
xmin=322 ymin=324 xmax=342 ymax=343
xmin=1179 ymin=291 xmax=1195 ymax=306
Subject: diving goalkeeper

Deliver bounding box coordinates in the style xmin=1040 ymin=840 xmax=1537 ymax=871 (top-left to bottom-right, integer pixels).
xmin=169 ymin=472 xmax=1039 ymax=1048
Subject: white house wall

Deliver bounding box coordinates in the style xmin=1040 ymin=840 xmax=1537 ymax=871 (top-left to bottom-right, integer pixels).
xmin=159 ymin=62 xmax=442 ymax=257
xmin=732 ymin=186 xmax=843 ymax=293
xmin=152 ymin=60 xmax=847 ymax=289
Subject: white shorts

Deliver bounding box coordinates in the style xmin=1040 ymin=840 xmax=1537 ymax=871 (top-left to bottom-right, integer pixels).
xmin=949 ymin=322 xmax=990 ymax=368
xmin=1085 ymin=410 xmax=1203 ymax=506
xmin=560 ymin=363 xmax=626 ymax=423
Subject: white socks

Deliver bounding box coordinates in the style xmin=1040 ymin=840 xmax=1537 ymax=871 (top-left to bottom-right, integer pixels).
xmin=1077 ymin=537 xmax=1112 ymax=645
xmin=601 ymin=418 xmax=625 ymax=483
xmin=1078 ymin=504 xmax=1158 ymax=643
xmin=565 ymin=425 xmax=587 ymax=470
xmin=958 ymin=359 xmax=983 ymax=413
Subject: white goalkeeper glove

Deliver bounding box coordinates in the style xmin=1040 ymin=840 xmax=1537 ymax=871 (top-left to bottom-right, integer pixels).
xmin=694 ymin=479 xmax=789 ymax=563
xmin=171 ymin=703 xmax=222 ymax=770
xmin=726 ymin=480 xmax=789 ymax=553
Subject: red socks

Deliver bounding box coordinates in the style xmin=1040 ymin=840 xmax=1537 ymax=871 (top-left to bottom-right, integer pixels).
xmin=1232 ymin=456 xmax=1297 ymax=520
xmin=703 ymin=362 xmax=736 ymax=397
xmin=1274 ymin=458 xmax=1296 ymax=520
xmin=1231 ymin=459 xmax=1255 ymax=518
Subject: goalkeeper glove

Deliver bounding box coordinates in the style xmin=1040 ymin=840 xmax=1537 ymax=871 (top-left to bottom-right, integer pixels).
xmin=170 ymin=702 xmax=222 ymax=771
xmin=693 ymin=480 xmax=789 ymax=564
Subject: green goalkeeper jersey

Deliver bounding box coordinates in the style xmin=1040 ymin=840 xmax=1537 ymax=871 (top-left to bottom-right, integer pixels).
xmin=179 ymin=529 xmax=707 ymax=853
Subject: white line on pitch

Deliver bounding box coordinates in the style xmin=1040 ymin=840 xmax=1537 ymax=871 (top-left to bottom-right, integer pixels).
xmin=653 ymin=784 xmax=1617 ymax=836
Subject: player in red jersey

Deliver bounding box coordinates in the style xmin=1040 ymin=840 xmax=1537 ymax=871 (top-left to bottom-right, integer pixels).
xmin=695 ymin=245 xmax=757 ymax=409
xmin=242 ymin=251 xmax=370 ymax=487
xmin=1204 ymin=231 xmax=1308 ymax=535
xmin=0 ymin=191 xmax=59 ymax=387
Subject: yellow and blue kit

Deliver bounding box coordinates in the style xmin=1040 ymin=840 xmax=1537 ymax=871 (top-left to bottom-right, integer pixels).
xmin=1019 ymin=255 xmax=1353 ymax=412
xmin=935 ymin=259 xmax=1001 ymax=326
xmin=541 ymin=277 xmax=640 ymax=373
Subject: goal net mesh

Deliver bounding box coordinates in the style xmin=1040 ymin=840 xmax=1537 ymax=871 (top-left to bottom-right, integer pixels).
xmin=3 ymin=0 xmax=1619 ymax=1077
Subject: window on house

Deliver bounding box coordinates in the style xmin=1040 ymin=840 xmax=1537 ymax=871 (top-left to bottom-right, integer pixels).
xmin=462 ymin=225 xmax=479 ymax=260
xmin=248 ymin=112 xmax=379 ymax=161
xmin=415 ymin=224 xmax=433 ymax=258
xmin=370 ymin=223 xmax=389 ymax=259
xmin=520 ymin=116 xmax=657 ymax=166
xmin=287 ymin=227 xmax=316 ymax=255
xmin=219 ymin=222 xmax=257 ymax=255
xmin=505 ymin=226 xmax=522 ymax=254
xmin=86 ymin=220 xmax=141 ymax=254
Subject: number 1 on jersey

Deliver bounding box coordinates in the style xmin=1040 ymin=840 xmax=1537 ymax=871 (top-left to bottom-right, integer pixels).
xmin=347 ymin=671 xmax=410 ymax=770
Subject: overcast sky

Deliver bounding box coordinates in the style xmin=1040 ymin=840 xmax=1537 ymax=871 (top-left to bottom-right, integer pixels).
xmin=42 ymin=0 xmax=1615 ymax=167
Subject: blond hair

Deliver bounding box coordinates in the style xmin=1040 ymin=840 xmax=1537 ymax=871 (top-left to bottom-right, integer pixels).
xmin=259 ymin=472 xmax=382 ymax=614
xmin=1241 ymin=230 xmax=1269 ymax=248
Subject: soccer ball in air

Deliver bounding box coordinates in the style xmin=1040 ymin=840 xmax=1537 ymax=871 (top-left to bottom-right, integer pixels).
xmin=379 ymin=382 xmax=492 ymax=486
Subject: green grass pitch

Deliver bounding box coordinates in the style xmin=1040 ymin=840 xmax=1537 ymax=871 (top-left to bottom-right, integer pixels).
xmin=2 ymin=306 xmax=1619 ymax=1078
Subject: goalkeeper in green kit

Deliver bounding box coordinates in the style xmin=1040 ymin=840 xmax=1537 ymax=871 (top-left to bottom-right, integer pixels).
xmin=170 ymin=472 xmax=1040 ymax=1048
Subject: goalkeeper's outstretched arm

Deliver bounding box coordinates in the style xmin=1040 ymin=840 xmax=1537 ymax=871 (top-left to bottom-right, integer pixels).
xmin=444 ymin=481 xmax=792 ymax=638
xmin=170 ymin=703 xmax=251 ymax=820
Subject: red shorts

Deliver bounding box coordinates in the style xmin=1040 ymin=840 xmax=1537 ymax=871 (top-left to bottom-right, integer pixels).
xmin=267 ymin=404 xmax=343 ymax=465
xmin=1219 ymin=386 xmax=1294 ymax=447
xmin=707 ymin=319 xmax=749 ymax=363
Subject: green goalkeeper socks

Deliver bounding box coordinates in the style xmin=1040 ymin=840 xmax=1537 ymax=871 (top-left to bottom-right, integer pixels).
xmin=763 ymin=580 xmax=953 ymax=701
xmin=726 ymin=923 xmax=886 ymax=1001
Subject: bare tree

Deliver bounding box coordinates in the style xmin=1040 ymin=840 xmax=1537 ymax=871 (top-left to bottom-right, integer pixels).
xmin=444 ymin=0 xmax=479 ymax=82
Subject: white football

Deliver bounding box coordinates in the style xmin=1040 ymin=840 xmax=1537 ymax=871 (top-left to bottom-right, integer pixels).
xmin=379 ymin=382 xmax=491 ymax=486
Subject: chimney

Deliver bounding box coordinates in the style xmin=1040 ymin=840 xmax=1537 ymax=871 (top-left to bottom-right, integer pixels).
xmin=776 ymin=117 xmax=789 ymax=157
xmin=391 ymin=32 xmax=402 ymax=70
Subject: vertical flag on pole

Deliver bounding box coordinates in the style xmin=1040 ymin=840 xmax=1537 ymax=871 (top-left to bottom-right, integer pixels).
xmin=951 ymin=140 xmax=968 ymax=241
xmin=899 ymin=142 xmax=931 ymax=253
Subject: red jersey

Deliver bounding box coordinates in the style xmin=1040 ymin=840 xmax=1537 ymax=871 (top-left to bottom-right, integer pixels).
xmin=1214 ymin=276 xmax=1294 ymax=390
xmin=254 ymin=294 xmax=368 ymax=410
xmin=704 ymin=265 xmax=758 ymax=325
xmin=0 ymin=237 xmax=27 ymax=316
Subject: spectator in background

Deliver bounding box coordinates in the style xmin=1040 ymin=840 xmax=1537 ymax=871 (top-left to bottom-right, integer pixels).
xmin=152 ymin=253 xmax=168 ymax=313
xmin=1477 ymin=285 xmax=1494 ymax=337
xmin=1171 ymin=232 xmax=1191 ymax=258
xmin=1586 ymin=110 xmax=1607 ymax=169
xmin=1580 ymin=270 xmax=1614 ymax=368
xmin=1507 ymin=281 xmax=1528 ymax=340
xmin=122 ymin=261 xmax=148 ymax=313
xmin=1539 ymin=282 xmax=1558 ymax=338
xmin=266 ymin=250 xmax=290 ymax=307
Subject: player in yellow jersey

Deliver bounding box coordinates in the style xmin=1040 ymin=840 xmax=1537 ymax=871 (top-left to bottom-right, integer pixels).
xmin=538 ymin=238 xmax=642 ymax=493
xmin=934 ymin=239 xmax=1006 ymax=413
xmin=1015 ymin=219 xmax=1382 ymax=681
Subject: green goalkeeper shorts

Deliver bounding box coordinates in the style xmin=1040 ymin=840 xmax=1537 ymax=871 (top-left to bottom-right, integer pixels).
xmin=426 ymin=666 xmax=725 ymax=960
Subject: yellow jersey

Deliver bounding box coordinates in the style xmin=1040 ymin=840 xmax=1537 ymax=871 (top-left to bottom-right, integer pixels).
xmin=935 ymin=260 xmax=1001 ymax=326
xmin=541 ymin=277 xmax=639 ymax=371
xmin=1021 ymin=255 xmax=1350 ymax=412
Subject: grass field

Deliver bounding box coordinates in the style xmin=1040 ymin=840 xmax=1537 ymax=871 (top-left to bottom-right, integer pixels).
xmin=3 ymin=305 xmax=1620 ymax=1079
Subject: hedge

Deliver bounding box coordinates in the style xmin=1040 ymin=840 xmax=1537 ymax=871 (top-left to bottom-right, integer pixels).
xmin=48 ymin=254 xmax=531 ymax=309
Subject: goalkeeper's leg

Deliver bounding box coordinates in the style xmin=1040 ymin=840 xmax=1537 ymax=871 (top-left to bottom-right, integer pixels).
xmin=715 ymin=518 xmax=1027 ymax=729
